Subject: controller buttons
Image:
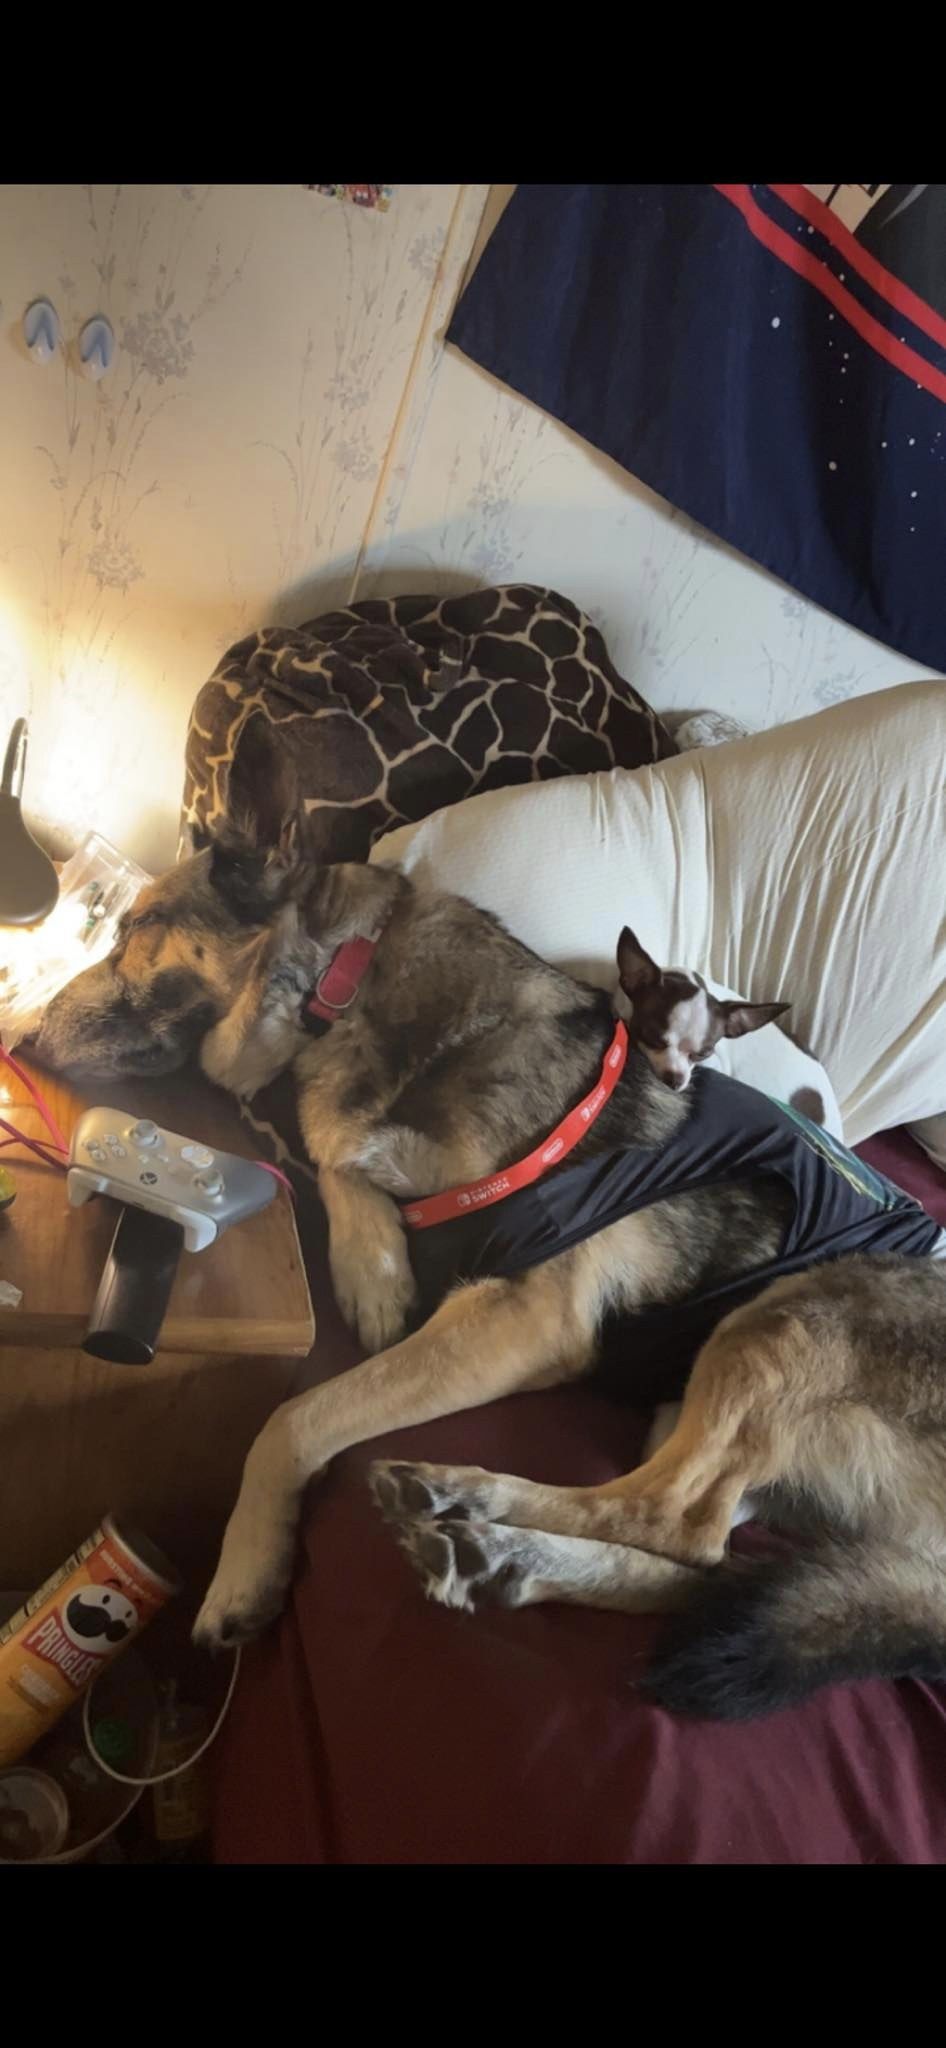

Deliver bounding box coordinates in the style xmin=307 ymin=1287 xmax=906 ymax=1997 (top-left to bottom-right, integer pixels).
xmin=181 ymin=1143 xmax=214 ymax=1169
xmin=85 ymin=1142 xmax=107 ymax=1163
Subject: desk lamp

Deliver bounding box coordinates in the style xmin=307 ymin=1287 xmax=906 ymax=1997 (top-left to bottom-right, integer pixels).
xmin=0 ymin=720 xmax=59 ymax=927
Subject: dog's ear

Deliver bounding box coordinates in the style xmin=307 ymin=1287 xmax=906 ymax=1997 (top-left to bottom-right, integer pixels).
xmin=616 ymin=925 xmax=661 ymax=996
xmin=226 ymin=717 xmax=301 ymax=854
xmin=209 ymin=816 xmax=301 ymax=925
xmin=718 ymin=999 xmax=790 ymax=1040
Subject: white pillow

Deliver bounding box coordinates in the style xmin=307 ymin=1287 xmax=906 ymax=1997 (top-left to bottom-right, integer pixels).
xmin=371 ymin=681 xmax=946 ymax=1146
xmin=908 ymin=1113 xmax=946 ymax=1172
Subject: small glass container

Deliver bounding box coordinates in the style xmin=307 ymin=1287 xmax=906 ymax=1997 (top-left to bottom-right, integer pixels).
xmin=0 ymin=831 xmax=150 ymax=1052
xmin=0 ymin=1766 xmax=70 ymax=1861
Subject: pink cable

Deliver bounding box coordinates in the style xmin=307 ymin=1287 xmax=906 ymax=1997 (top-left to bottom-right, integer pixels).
xmin=0 ymin=1113 xmax=67 ymax=1168
xmin=0 ymin=1138 xmax=61 ymax=1161
xmin=253 ymin=1160 xmax=296 ymax=1203
xmin=0 ymin=1044 xmax=69 ymax=1155
xmin=0 ymin=1047 xmax=296 ymax=1199
xmin=0 ymin=1129 xmax=63 ymax=1157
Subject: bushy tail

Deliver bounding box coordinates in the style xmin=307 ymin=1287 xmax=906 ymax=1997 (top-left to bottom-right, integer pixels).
xmin=643 ymin=1539 xmax=946 ymax=1722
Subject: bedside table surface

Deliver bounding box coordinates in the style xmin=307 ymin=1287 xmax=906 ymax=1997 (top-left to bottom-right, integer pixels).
xmin=0 ymin=1061 xmax=315 ymax=1355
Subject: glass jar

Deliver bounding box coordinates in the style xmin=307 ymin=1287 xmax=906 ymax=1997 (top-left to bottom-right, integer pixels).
xmin=0 ymin=831 xmax=151 ymax=1052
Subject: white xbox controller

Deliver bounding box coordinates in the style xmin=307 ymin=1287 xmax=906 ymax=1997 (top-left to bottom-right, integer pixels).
xmin=68 ymin=1110 xmax=277 ymax=1252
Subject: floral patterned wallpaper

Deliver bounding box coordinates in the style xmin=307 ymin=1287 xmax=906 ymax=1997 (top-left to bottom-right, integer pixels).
xmin=1 ymin=181 xmax=938 ymax=874
xmin=0 ymin=183 xmax=482 ymax=869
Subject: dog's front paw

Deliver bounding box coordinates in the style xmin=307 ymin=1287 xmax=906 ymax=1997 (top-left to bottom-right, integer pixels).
xmin=193 ymin=1565 xmax=289 ymax=1653
xmin=192 ymin=1504 xmax=297 ymax=1653
xmin=331 ymin=1241 xmax=417 ymax=1354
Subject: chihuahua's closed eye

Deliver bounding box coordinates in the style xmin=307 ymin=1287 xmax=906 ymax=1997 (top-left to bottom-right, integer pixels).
xmin=616 ymin=925 xmax=789 ymax=1093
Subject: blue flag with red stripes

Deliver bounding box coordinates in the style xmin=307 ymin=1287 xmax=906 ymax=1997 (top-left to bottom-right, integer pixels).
xmin=448 ymin=185 xmax=946 ymax=674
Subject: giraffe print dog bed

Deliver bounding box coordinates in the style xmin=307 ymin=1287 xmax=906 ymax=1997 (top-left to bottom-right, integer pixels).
xmin=180 ymin=584 xmax=676 ymax=864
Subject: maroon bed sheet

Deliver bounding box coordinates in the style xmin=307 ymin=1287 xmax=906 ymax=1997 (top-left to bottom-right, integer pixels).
xmin=212 ymin=1126 xmax=946 ymax=1864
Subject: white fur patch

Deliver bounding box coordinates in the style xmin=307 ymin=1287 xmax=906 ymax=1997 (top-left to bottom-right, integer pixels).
xmin=646 ymin=989 xmax=713 ymax=1090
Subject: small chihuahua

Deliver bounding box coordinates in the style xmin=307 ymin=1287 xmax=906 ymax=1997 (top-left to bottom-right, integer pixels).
xmin=616 ymin=926 xmax=789 ymax=1094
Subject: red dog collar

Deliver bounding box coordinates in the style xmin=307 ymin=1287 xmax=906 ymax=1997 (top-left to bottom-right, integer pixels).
xmin=305 ymin=934 xmax=382 ymax=1024
xmin=402 ymin=1019 xmax=628 ymax=1230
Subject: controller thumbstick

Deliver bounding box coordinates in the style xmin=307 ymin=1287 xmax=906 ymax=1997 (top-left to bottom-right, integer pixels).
xmin=130 ymin=1119 xmax=160 ymax=1147
xmin=195 ymin=1169 xmax=224 ymax=1197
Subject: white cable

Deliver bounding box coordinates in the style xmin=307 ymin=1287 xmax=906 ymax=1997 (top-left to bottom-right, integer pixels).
xmin=81 ymin=1647 xmax=241 ymax=1787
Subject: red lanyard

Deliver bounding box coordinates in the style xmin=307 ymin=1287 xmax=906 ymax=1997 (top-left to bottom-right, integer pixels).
xmin=402 ymin=1019 xmax=629 ymax=1231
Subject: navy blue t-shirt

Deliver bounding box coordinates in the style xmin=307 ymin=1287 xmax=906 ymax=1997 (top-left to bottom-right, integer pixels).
xmin=406 ymin=1068 xmax=940 ymax=1395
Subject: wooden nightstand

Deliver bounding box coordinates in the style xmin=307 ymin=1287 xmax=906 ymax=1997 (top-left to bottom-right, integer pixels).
xmin=0 ymin=1059 xmax=315 ymax=1586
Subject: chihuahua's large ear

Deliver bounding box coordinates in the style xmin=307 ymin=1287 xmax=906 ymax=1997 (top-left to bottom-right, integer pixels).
xmin=208 ymin=815 xmax=301 ymax=926
xmin=718 ymin=999 xmax=790 ymax=1040
xmin=616 ymin=925 xmax=661 ymax=996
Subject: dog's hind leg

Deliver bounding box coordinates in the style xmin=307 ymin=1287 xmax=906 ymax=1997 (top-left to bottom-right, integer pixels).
xmin=373 ymin=1294 xmax=809 ymax=1570
xmin=392 ymin=1516 xmax=701 ymax=1616
xmin=644 ymin=1402 xmax=757 ymax=1528
xmin=379 ymin=1266 xmax=946 ymax=1717
xmin=372 ymin=1336 xmax=768 ymax=1566
xmin=193 ymin=1262 xmax=593 ymax=1652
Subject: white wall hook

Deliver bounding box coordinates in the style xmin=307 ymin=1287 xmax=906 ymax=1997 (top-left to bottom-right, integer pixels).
xmin=78 ymin=315 xmax=115 ymax=382
xmin=23 ymin=298 xmax=60 ymax=364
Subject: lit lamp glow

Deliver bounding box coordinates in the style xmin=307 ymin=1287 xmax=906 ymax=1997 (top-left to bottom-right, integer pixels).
xmin=0 ymin=719 xmax=150 ymax=1233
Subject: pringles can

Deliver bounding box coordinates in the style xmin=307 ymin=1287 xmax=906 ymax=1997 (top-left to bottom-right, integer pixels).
xmin=0 ymin=1518 xmax=177 ymax=1766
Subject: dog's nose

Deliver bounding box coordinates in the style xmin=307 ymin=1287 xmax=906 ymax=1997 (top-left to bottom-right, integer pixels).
xmin=670 ymin=1074 xmax=688 ymax=1091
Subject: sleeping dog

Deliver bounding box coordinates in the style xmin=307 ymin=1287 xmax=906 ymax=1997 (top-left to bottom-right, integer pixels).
xmin=616 ymin=923 xmax=788 ymax=1093
xmin=31 ymin=829 xmax=946 ymax=1721
xmin=616 ymin=924 xmax=829 ymax=1127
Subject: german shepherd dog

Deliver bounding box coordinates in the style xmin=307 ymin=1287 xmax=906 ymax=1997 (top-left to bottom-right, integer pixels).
xmin=32 ymin=829 xmax=946 ymax=1721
